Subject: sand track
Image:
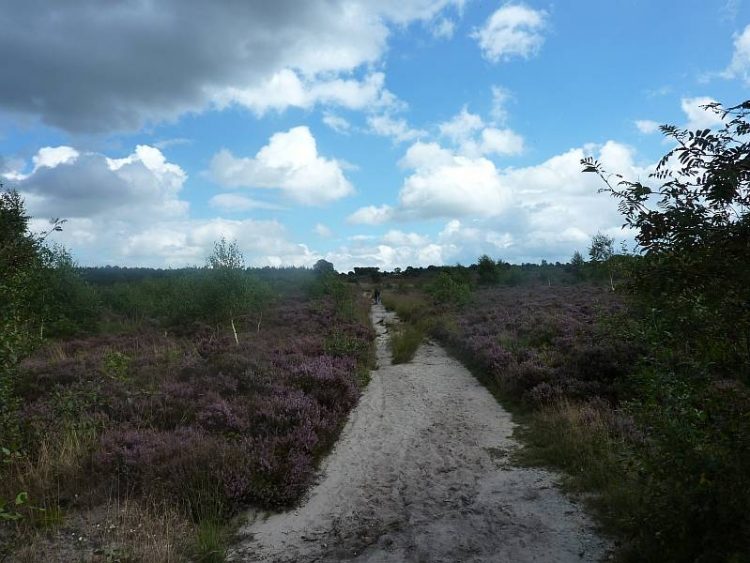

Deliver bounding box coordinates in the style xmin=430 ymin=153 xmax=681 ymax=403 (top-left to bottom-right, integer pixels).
xmin=229 ymin=304 xmax=609 ymax=562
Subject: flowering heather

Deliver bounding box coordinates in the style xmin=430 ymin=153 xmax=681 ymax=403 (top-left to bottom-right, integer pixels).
xmin=13 ymin=292 xmax=374 ymax=516
xmin=435 ymin=285 xmax=639 ymax=406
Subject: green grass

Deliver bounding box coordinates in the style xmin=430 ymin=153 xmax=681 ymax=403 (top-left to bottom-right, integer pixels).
xmin=514 ymin=401 xmax=645 ymax=557
xmin=381 ymin=291 xmax=429 ymax=324
xmin=193 ymin=519 xmax=228 ymax=563
xmin=389 ymin=323 xmax=425 ymax=364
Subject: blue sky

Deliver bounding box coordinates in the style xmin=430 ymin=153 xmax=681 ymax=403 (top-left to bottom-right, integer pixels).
xmin=1 ymin=0 xmax=748 ymax=271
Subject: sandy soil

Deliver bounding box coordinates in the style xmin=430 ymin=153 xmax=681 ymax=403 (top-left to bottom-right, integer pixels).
xmin=229 ymin=304 xmax=610 ymax=563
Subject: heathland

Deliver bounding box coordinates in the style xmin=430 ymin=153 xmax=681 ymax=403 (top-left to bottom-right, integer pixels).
xmin=2 ymin=100 xmax=749 ymax=562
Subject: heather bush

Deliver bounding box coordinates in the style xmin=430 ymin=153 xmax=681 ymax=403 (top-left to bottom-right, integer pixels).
xmin=7 ymin=285 xmax=373 ymax=538
xmin=433 ymin=285 xmax=635 ymax=406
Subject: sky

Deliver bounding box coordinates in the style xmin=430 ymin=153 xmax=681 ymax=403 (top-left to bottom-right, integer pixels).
xmin=1 ymin=0 xmax=748 ymax=272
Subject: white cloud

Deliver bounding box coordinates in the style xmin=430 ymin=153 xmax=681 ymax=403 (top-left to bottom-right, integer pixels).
xmin=381 ymin=229 xmax=430 ymax=247
xmin=480 ymin=127 xmax=524 ymax=156
xmin=722 ymin=24 xmax=750 ymax=85
xmin=15 ymin=145 xmax=187 ymax=220
xmin=635 ymin=119 xmax=660 ymax=134
xmin=215 ymin=71 xmax=398 ymax=116
xmin=210 ymin=126 xmax=354 ymax=205
xmin=398 ymin=142 xmax=512 ymax=218
xmin=209 ymin=193 xmax=283 ymax=212
xmin=367 ymin=114 xmax=426 ymax=143
xmin=438 ymin=106 xmax=524 ymax=157
xmin=431 ymin=17 xmax=456 ymax=39
xmin=681 ymin=96 xmax=723 ymax=130
xmin=347 ymin=204 xmax=395 ymax=225
xmin=472 ymin=3 xmax=548 ymax=63
xmin=118 ymin=218 xmax=319 ymax=268
xmin=323 ymin=113 xmax=352 ymax=134
xmin=32 ymin=146 xmax=79 ymax=172
xmin=344 ymin=139 xmax=645 ymax=264
xmin=439 ymin=107 xmax=484 ymax=143
xmin=314 ymin=223 xmax=333 ymax=237
xmin=326 ymin=233 xmax=452 ymax=272
xmin=9 ymin=145 xmax=322 ymax=268
xmin=490 ymin=85 xmax=512 ymax=124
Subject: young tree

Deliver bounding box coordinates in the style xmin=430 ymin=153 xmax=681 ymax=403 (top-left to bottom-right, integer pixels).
xmin=588 ymin=232 xmax=616 ymax=290
xmin=0 ymin=189 xmax=62 ymax=448
xmin=476 ymin=254 xmax=500 ymax=285
xmin=569 ymin=250 xmax=586 ymax=281
xmin=582 ymin=99 xmax=750 ymax=374
xmin=207 ymin=237 xmax=244 ymax=270
xmin=206 ymin=237 xmax=247 ymax=344
xmin=588 ymin=232 xmax=614 ymax=262
xmin=313 ymin=259 xmax=335 ymax=276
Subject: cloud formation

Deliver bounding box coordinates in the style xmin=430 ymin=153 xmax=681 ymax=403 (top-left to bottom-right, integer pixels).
xmin=14 ymin=145 xmax=187 ymax=221
xmin=210 ymin=126 xmax=354 ymax=205
xmin=680 ymin=96 xmax=723 ymax=130
xmin=398 ymin=142 xmax=512 ymax=218
xmin=347 ymin=205 xmax=395 ymax=225
xmin=722 ymin=24 xmax=750 ymax=85
xmin=472 ymin=3 xmax=548 ymax=63
xmin=635 ymin=120 xmax=660 ymax=134
xmin=0 ymin=0 xmax=462 ymax=132
xmin=438 ymin=106 xmax=524 ymax=157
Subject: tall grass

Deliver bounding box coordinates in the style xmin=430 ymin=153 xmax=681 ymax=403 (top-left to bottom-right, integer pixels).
xmin=516 ymin=401 xmax=641 ymax=536
xmin=389 ymin=323 xmax=425 ymax=364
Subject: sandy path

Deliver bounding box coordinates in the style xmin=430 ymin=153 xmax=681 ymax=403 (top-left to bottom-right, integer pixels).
xmin=229 ymin=304 xmax=610 ymax=562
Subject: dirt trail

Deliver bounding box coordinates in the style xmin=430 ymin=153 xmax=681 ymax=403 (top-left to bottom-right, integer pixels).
xmin=229 ymin=304 xmax=610 ymax=562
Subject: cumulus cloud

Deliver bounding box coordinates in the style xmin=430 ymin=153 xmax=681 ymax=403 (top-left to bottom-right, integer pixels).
xmin=438 ymin=106 xmax=524 ymax=157
xmin=439 ymin=107 xmax=484 ymax=143
xmin=11 ymin=145 xmax=187 ymax=220
xmin=1 ymin=0 xmax=462 ymax=132
xmin=398 ymin=142 xmax=512 ymax=218
xmin=347 ymin=204 xmax=395 ymax=225
xmin=367 ymin=114 xmax=426 ymax=143
xmin=31 ymin=146 xmax=79 ymax=172
xmin=6 ymin=143 xmax=331 ymax=268
xmin=323 ymin=113 xmax=352 ymax=134
xmin=215 ymin=71 xmax=398 ymax=116
xmin=472 ymin=3 xmax=548 ymax=63
xmin=635 ymin=119 xmax=661 ymax=134
xmin=326 ymin=233 xmax=452 ymax=272
xmin=722 ymin=24 xmax=750 ymax=85
xmin=480 ymin=128 xmax=524 ymax=156
xmin=680 ymin=96 xmax=724 ymax=130
xmin=209 ymin=126 xmax=354 ymax=205
xmin=118 ymin=218 xmax=320 ymax=268
xmin=345 ymin=139 xmax=645 ymax=265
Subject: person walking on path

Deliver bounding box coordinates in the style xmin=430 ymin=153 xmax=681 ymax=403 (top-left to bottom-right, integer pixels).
xmin=373 ymin=287 xmax=381 ymax=304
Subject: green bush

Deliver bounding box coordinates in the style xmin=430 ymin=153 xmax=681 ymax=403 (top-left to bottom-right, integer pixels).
xmin=426 ymin=271 xmax=471 ymax=305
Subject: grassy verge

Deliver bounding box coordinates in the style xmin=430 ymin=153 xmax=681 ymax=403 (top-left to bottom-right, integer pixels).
xmin=381 ymin=289 xmax=430 ymax=364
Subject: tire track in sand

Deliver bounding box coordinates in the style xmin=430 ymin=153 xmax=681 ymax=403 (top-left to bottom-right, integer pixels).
xmin=229 ymin=304 xmax=610 ymax=563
